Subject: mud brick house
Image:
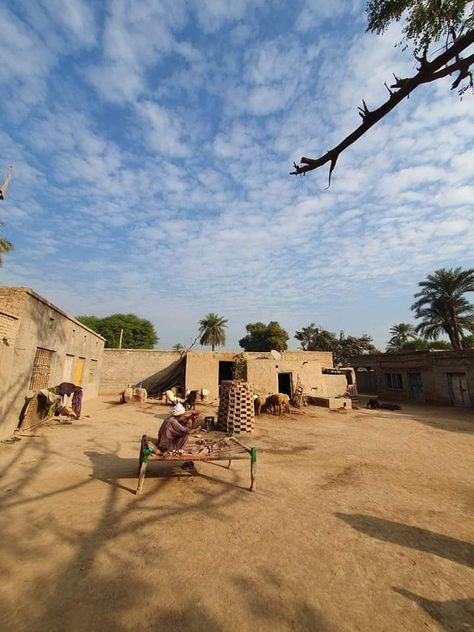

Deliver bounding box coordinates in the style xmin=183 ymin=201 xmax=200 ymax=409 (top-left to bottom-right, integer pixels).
xmin=100 ymin=349 xmax=349 ymax=402
xmin=0 ymin=287 xmax=105 ymax=439
xmin=351 ymin=350 xmax=474 ymax=406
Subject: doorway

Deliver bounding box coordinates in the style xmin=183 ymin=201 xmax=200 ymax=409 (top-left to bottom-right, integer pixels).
xmin=278 ymin=372 xmax=292 ymax=397
xmin=408 ymin=372 xmax=423 ymax=402
xmin=218 ymin=361 xmax=235 ymax=384
xmin=447 ymin=373 xmax=471 ymax=406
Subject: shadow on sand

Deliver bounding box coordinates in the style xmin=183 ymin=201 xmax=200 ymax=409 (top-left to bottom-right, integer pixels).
xmin=335 ymin=513 xmax=474 ymax=568
xmin=393 ymin=588 xmax=474 ymax=632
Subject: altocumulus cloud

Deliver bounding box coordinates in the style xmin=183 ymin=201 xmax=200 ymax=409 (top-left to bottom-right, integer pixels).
xmin=0 ymin=0 xmax=473 ymax=350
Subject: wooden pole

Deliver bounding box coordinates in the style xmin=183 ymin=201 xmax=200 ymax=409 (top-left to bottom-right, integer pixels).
xmin=136 ymin=460 xmax=148 ymax=495
xmin=118 ymin=328 xmax=123 ymax=349
xmin=250 ymin=448 xmax=256 ymax=491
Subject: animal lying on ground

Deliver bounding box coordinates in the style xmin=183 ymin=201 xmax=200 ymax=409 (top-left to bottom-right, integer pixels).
xmin=263 ymin=393 xmax=290 ymax=416
xmin=366 ymin=399 xmax=401 ymax=411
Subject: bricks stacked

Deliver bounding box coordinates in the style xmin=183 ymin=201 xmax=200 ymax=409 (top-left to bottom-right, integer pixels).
xmin=218 ymin=380 xmax=254 ymax=434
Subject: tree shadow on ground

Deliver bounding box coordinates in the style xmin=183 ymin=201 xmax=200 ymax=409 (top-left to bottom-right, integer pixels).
xmin=335 ymin=513 xmax=474 ymax=568
xmin=393 ymin=588 xmax=474 ymax=632
xmin=152 ymin=603 xmax=223 ymax=631
xmin=232 ymin=567 xmax=329 ymax=631
xmin=408 ymin=413 xmax=474 ymax=435
xmin=0 ymin=437 xmax=245 ymax=631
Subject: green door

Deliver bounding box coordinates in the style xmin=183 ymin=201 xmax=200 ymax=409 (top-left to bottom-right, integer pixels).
xmin=408 ymin=372 xmax=423 ymax=402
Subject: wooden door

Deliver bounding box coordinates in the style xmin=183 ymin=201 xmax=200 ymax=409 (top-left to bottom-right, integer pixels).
xmin=447 ymin=373 xmax=471 ymax=406
xmin=63 ymin=354 xmax=74 ymax=383
xmin=74 ymin=357 xmax=85 ymax=386
xmin=408 ymin=372 xmax=423 ymax=402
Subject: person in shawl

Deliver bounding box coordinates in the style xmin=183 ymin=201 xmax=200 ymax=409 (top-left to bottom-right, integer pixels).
xmin=157 ymin=403 xmax=201 ymax=469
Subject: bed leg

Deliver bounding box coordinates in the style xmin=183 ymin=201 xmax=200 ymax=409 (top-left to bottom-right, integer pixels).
xmin=250 ymin=448 xmax=256 ymax=492
xmin=227 ymin=459 xmax=232 ymax=469
xmin=136 ymin=460 xmax=148 ymax=495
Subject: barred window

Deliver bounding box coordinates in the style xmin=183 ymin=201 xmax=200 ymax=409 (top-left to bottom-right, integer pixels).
xmin=384 ymin=372 xmax=403 ymax=390
xmin=29 ymin=347 xmax=55 ymax=389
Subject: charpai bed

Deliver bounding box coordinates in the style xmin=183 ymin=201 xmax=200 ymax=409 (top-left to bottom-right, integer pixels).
xmin=136 ymin=434 xmax=257 ymax=495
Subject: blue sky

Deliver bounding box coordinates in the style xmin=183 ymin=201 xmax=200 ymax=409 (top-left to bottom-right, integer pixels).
xmin=1 ymin=0 xmax=473 ymax=350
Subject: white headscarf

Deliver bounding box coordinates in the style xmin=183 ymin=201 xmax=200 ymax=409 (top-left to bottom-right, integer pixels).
xmin=172 ymin=402 xmax=185 ymax=416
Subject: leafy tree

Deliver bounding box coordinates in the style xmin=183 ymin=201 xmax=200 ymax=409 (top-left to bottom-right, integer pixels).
xmin=411 ymin=267 xmax=474 ymax=349
xmin=198 ymin=313 xmax=227 ymax=351
xmin=76 ymin=315 xmax=102 ymax=333
xmin=172 ymin=343 xmax=185 ymax=351
xmin=0 ymin=222 xmax=13 ymax=266
xmin=239 ymin=321 xmax=289 ymax=352
xmin=335 ymin=332 xmax=377 ymax=366
xmin=386 ymin=323 xmax=417 ymax=351
xmin=396 ymin=338 xmax=452 ymax=351
xmin=76 ymin=313 xmax=158 ymax=349
xmin=295 ymin=324 xmax=336 ymax=351
xmin=295 ymin=325 xmax=377 ymax=365
xmin=291 ymin=1 xmax=474 ymax=181
xmin=462 ymin=333 xmax=474 ymax=348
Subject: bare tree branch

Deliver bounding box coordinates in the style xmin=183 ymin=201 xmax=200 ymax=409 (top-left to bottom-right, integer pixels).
xmin=291 ymin=30 xmax=474 ymax=182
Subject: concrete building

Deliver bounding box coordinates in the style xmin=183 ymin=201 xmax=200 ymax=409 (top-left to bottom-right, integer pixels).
xmin=100 ymin=349 xmax=349 ymax=401
xmin=351 ymin=350 xmax=474 ymax=406
xmin=0 ymin=287 xmax=105 ymax=439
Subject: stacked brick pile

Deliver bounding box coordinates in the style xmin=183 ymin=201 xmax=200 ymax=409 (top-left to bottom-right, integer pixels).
xmin=218 ymin=380 xmax=254 ymax=434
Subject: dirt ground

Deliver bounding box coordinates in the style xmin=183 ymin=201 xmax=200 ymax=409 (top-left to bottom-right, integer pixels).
xmin=0 ymin=396 xmax=473 ymax=632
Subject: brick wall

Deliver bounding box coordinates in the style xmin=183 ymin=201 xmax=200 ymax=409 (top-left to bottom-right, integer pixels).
xmin=0 ymin=287 xmax=27 ymax=318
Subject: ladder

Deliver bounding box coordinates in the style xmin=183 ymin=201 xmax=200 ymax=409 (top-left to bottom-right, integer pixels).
xmin=291 ymin=376 xmax=305 ymax=407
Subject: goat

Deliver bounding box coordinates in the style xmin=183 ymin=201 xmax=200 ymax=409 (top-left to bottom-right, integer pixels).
xmin=254 ymin=395 xmax=265 ymax=416
xmin=185 ymin=390 xmax=199 ymax=410
xmin=263 ymin=393 xmax=290 ymax=416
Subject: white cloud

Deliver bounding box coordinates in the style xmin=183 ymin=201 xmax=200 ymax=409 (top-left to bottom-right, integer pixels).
xmin=135 ymin=101 xmax=188 ymax=157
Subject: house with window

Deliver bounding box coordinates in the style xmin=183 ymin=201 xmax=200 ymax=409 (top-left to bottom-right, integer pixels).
xmin=351 ymin=350 xmax=474 ymax=407
xmin=0 ymin=287 xmax=105 ymax=439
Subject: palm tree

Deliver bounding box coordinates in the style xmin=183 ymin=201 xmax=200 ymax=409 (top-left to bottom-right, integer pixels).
xmin=0 ymin=222 xmax=13 ymax=266
xmin=411 ymin=268 xmax=474 ymax=350
xmin=198 ymin=313 xmax=228 ymax=351
xmin=386 ymin=323 xmax=417 ymax=352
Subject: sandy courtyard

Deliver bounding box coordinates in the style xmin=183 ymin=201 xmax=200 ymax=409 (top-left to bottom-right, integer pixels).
xmin=0 ymin=396 xmax=473 ymax=632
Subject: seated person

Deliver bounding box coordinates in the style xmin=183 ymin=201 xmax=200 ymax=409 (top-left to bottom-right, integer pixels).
xmin=157 ymin=403 xmax=201 ymax=469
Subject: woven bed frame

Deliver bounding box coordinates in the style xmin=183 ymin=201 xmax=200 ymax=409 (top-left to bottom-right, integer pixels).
xmin=136 ymin=434 xmax=257 ymax=495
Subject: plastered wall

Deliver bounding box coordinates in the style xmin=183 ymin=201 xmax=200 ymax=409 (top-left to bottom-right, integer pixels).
xmin=0 ymin=288 xmax=104 ymax=439
xmin=100 ymin=349 xmax=183 ymax=392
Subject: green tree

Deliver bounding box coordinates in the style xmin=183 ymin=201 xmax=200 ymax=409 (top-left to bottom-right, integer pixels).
xmin=291 ymin=1 xmax=474 ymax=180
xmin=397 ymin=338 xmax=452 ymax=351
xmin=386 ymin=323 xmax=417 ymax=352
xmin=463 ymin=333 xmax=474 ymax=348
xmin=0 ymin=222 xmax=13 ymax=266
xmin=294 ymin=324 xmax=336 ymax=351
xmin=198 ymin=313 xmax=228 ymax=351
xmin=335 ymin=332 xmax=377 ymax=366
xmin=239 ymin=321 xmax=289 ymax=352
xmin=76 ymin=315 xmax=102 ymax=333
xmin=76 ymin=313 xmax=158 ymax=349
xmin=295 ymin=324 xmax=377 ymax=365
xmin=172 ymin=343 xmax=185 ymax=351
xmin=411 ymin=267 xmax=474 ymax=349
